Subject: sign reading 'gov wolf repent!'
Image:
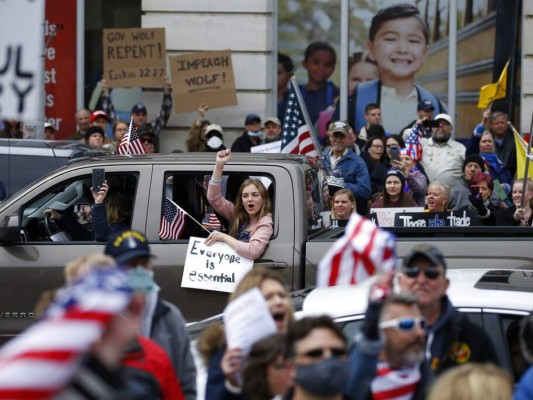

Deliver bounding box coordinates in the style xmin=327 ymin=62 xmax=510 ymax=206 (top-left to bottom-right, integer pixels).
xmin=103 ymin=28 xmax=166 ymax=88
xmin=169 ymin=50 xmax=237 ymax=113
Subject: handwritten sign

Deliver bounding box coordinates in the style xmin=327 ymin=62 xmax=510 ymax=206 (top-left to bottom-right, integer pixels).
xmin=251 ymin=141 xmax=282 ymax=153
xmin=370 ymin=207 xmax=425 ymax=227
xmin=181 ymin=236 xmax=253 ymax=293
xmin=169 ymin=50 xmax=237 ymax=113
xmin=394 ymin=210 xmax=480 ymax=227
xmin=103 ymin=28 xmax=166 ymax=88
xmin=224 ymin=288 xmax=277 ymax=355
xmin=0 ymin=0 xmax=45 ymax=121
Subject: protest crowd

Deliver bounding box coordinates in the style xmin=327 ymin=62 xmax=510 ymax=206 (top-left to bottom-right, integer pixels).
xmin=1 ymin=2 xmax=533 ymax=400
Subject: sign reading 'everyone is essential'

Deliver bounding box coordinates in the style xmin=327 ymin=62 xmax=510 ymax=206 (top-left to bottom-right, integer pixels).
xmin=169 ymin=50 xmax=237 ymax=113
xmin=181 ymin=237 xmax=253 ymax=293
xmin=103 ymin=28 xmax=166 ymax=88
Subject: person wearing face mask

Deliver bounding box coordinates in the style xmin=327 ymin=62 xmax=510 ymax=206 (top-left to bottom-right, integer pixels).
xmin=346 ymin=272 xmax=428 ymax=400
xmin=204 ymin=124 xmax=227 ymax=152
xmin=231 ymin=114 xmax=264 ymax=152
xmin=104 ymin=230 xmax=197 ymax=400
xmin=285 ymin=315 xmax=349 ymax=400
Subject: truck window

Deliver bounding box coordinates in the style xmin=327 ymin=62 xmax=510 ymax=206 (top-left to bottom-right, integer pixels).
xmin=160 ymin=172 xmax=274 ymax=241
xmin=305 ymin=161 xmax=330 ymax=234
xmin=20 ymin=173 xmax=138 ymax=242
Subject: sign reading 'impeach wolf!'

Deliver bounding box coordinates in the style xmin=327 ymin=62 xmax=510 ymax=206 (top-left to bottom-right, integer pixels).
xmin=169 ymin=50 xmax=237 ymax=113
xmin=103 ymin=28 xmax=166 ymax=88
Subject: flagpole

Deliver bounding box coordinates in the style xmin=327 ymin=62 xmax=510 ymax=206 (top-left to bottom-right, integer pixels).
xmin=516 ymin=112 xmax=533 ymax=208
xmin=174 ymin=202 xmax=211 ymax=234
xmin=290 ymin=77 xmax=322 ymax=156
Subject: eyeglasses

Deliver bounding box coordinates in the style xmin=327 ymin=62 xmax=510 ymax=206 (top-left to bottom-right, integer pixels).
xmin=371 ymin=144 xmax=384 ymax=149
xmin=299 ymin=347 xmax=347 ymax=359
xmin=403 ymin=266 xmax=442 ymax=280
xmin=379 ymin=316 xmax=426 ymax=331
xmin=141 ymin=138 xmax=153 ymax=144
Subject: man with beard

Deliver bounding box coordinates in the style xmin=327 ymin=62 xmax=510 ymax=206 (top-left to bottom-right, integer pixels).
xmin=406 ymin=113 xmax=465 ymax=188
xmin=398 ymin=244 xmax=498 ymax=379
xmin=346 ymin=274 xmax=428 ymax=400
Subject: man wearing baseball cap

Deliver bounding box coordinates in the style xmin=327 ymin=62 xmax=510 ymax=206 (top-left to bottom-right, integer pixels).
xmin=405 ymin=112 xmax=466 ymax=188
xmin=204 ymin=124 xmax=226 ymax=152
xmin=231 ymin=113 xmax=264 ymax=152
xmin=401 ymin=99 xmax=436 ymax=139
xmin=89 ymin=110 xmax=110 ymax=132
xmin=105 ymin=230 xmax=197 ymax=400
xmin=398 ymin=243 xmax=498 ymax=379
xmin=263 ymin=116 xmax=282 ymax=143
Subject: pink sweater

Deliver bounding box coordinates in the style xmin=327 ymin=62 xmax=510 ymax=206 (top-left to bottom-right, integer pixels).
xmin=207 ymin=182 xmax=273 ymax=260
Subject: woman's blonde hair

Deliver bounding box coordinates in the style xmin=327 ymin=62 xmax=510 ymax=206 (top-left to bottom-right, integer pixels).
xmin=64 ymin=253 xmax=116 ymax=285
xmin=427 ymin=363 xmax=512 ymax=400
xmin=229 ymin=179 xmax=272 ymax=237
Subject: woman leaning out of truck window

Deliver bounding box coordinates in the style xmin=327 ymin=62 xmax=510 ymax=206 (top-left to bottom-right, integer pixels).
xmin=205 ymin=149 xmax=273 ymax=260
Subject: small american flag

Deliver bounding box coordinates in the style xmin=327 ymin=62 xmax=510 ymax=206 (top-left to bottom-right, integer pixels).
xmin=159 ymin=196 xmax=186 ymax=240
xmin=118 ymin=117 xmax=145 ymax=155
xmin=0 ymin=268 xmax=133 ymax=398
xmin=317 ymin=213 xmax=396 ymax=287
xmin=405 ymin=124 xmax=423 ymax=162
xmin=202 ymin=211 xmax=222 ymax=230
xmin=281 ymin=79 xmax=319 ymax=157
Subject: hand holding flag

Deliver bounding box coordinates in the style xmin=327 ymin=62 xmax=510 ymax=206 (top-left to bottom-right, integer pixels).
xmin=118 ymin=117 xmax=145 ymax=155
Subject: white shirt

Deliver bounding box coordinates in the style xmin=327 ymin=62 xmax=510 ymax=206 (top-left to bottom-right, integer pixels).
xmin=380 ymin=86 xmax=418 ymax=134
xmin=420 ymin=138 xmax=466 ymax=188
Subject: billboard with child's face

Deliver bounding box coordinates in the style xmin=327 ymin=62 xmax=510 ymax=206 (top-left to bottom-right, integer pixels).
xmin=278 ymin=0 xmax=515 ymax=139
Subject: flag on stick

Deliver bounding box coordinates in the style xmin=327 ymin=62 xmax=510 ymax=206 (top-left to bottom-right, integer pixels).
xmin=118 ymin=117 xmax=145 ymax=155
xmin=280 ymin=77 xmax=321 ymax=157
xmin=512 ymin=126 xmax=533 ymax=180
xmin=317 ymin=213 xmax=396 ymax=287
xmin=477 ymin=60 xmax=509 ymax=109
xmin=159 ymin=196 xmax=186 ymax=240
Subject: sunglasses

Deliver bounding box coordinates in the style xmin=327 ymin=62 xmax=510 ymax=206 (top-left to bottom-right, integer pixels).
xmin=299 ymin=347 xmax=347 ymax=359
xmin=403 ymin=266 xmax=441 ymax=280
xmin=141 ymin=138 xmax=153 ymax=144
xmin=379 ymin=316 xmax=426 ymax=331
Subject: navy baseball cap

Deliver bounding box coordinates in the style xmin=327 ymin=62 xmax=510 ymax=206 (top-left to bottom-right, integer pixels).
xmin=131 ymin=103 xmax=147 ymax=114
xmin=105 ymin=230 xmax=155 ymax=265
xmin=245 ymin=113 xmax=261 ymax=125
xmin=137 ymin=124 xmax=155 ymax=137
xmin=417 ymin=99 xmax=435 ymax=112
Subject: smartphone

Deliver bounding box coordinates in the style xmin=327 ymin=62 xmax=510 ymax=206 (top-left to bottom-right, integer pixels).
xmin=390 ymin=147 xmax=400 ymax=162
xmin=470 ymin=186 xmax=480 ymax=198
xmin=92 ymin=168 xmax=105 ymax=193
xmin=422 ymin=119 xmax=440 ymax=129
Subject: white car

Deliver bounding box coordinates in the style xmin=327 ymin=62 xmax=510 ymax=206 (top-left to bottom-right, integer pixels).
xmin=189 ymin=269 xmax=533 ymax=398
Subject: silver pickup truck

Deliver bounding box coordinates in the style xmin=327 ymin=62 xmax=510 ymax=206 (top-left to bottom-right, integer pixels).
xmin=0 ymin=153 xmax=532 ymax=345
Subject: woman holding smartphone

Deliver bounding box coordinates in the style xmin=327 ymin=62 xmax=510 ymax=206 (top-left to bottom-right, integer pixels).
xmin=457 ymin=172 xmax=500 ymax=226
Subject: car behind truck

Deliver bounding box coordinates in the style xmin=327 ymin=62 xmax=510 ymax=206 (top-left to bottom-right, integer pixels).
xmin=0 ymin=153 xmax=532 ymax=345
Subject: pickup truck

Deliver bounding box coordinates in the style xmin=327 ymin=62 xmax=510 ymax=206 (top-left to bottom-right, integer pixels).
xmin=0 ymin=153 xmax=532 ymax=344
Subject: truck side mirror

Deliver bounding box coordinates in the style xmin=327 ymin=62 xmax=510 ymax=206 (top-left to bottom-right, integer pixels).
xmin=0 ymin=214 xmax=21 ymax=244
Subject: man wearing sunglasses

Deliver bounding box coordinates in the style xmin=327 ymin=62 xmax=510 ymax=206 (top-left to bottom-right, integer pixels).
xmin=346 ymin=277 xmax=428 ymax=400
xmin=398 ymin=243 xmax=498 ymax=379
xmin=138 ymin=124 xmax=156 ymax=154
xmin=288 ymin=315 xmax=349 ymax=400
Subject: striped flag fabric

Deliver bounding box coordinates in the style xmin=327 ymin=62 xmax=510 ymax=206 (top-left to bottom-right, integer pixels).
xmin=0 ymin=268 xmax=133 ymax=399
xmin=118 ymin=117 xmax=145 ymax=155
xmin=202 ymin=211 xmax=222 ymax=230
xmin=159 ymin=196 xmax=186 ymax=240
xmin=317 ymin=212 xmax=397 ymax=287
xmin=280 ymin=79 xmax=319 ymax=157
xmin=405 ymin=124 xmax=423 ymax=162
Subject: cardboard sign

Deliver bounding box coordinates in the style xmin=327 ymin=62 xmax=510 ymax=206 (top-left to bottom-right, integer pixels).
xmin=181 ymin=236 xmax=253 ymax=293
xmin=169 ymin=50 xmax=237 ymax=113
xmin=370 ymin=207 xmax=425 ymax=227
xmin=394 ymin=210 xmax=480 ymax=227
xmin=251 ymin=141 xmax=282 ymax=153
xmin=0 ymin=0 xmax=45 ymax=121
xmin=223 ymin=288 xmax=277 ymax=355
xmin=103 ymin=28 xmax=166 ymax=88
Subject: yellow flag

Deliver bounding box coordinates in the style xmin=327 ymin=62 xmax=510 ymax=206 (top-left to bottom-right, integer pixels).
xmin=512 ymin=128 xmax=533 ymax=179
xmin=477 ymin=61 xmax=509 ymax=109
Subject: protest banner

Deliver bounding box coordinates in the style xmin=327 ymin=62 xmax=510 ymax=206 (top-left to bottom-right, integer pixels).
xmin=223 ymin=288 xmax=277 ymax=355
xmin=181 ymin=236 xmax=253 ymax=293
xmin=251 ymin=141 xmax=282 ymax=153
xmin=169 ymin=50 xmax=237 ymax=113
xmin=370 ymin=207 xmax=425 ymax=227
xmin=103 ymin=28 xmax=166 ymax=88
xmin=0 ymin=0 xmax=45 ymax=122
xmin=394 ymin=210 xmax=480 ymax=228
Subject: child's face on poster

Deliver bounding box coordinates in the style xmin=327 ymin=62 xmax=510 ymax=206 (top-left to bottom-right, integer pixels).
xmin=367 ymin=17 xmax=428 ymax=82
xmin=302 ymin=50 xmax=336 ymax=85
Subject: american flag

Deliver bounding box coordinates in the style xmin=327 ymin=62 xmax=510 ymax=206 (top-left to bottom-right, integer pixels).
xmin=405 ymin=124 xmax=423 ymax=162
xmin=202 ymin=211 xmax=222 ymax=230
xmin=118 ymin=117 xmax=145 ymax=155
xmin=0 ymin=268 xmax=132 ymax=398
xmin=280 ymin=79 xmax=319 ymax=157
xmin=159 ymin=196 xmax=186 ymax=240
xmin=317 ymin=212 xmax=396 ymax=287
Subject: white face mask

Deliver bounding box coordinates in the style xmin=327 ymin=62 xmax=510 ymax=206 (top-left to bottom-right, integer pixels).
xmin=247 ymin=130 xmax=264 ymax=138
xmin=207 ymin=136 xmax=223 ymax=149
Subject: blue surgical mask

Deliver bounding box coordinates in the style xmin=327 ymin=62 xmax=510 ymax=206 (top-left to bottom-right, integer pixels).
xmin=247 ymin=130 xmax=264 ymax=139
xmin=295 ymin=357 xmax=349 ymax=396
xmin=126 ymin=266 xmax=159 ymax=293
